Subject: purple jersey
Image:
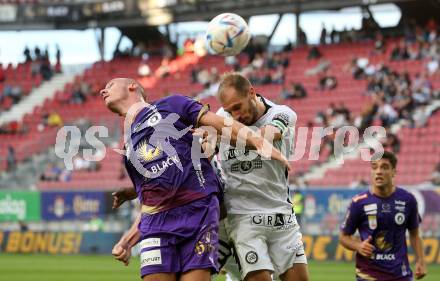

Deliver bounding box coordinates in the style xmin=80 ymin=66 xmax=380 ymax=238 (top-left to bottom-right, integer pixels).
xmin=124 ymin=95 xmax=221 ymax=214
xmin=341 ymin=187 xmax=421 ymax=281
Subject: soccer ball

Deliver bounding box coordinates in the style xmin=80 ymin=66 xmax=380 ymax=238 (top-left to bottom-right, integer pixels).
xmin=206 ymin=13 xmax=251 ymax=56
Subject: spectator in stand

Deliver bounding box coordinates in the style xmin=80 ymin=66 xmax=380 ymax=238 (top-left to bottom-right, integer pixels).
xmin=23 ymin=46 xmax=32 ymax=62
xmin=392 ymin=40 xmax=410 ymax=61
xmin=430 ymin=163 xmax=440 ymax=185
xmin=330 ymin=27 xmax=338 ymax=44
xmin=299 ymin=27 xmax=308 ymax=46
xmin=55 ymin=44 xmax=62 ymax=73
xmin=280 ymin=82 xmax=307 ymax=100
xmin=320 ymin=23 xmax=327 ymax=45
xmin=0 ymin=63 xmax=5 ymax=82
xmin=6 ymin=145 xmax=16 ymax=172
xmin=40 ymin=57 xmax=53 ymax=80
xmin=155 ymin=58 xmax=170 ymax=78
xmin=378 ymin=99 xmax=399 ymax=128
xmin=34 ymin=46 xmax=41 ymax=60
xmin=318 ymin=69 xmax=337 ymax=90
xmin=271 ymin=65 xmax=285 ymax=84
xmin=138 ymin=55 xmax=151 ymax=77
xmin=47 ymin=112 xmax=63 ymax=127
xmin=382 ymin=131 xmax=401 ymax=154
xmin=9 ymin=85 xmax=24 ymax=104
xmin=308 ymin=46 xmax=322 ymax=60
xmin=71 ymin=84 xmax=87 ymax=104
xmin=40 ymin=163 xmax=62 ymax=181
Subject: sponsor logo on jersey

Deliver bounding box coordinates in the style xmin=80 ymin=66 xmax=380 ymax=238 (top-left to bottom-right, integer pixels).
xmin=224 ymin=148 xmax=250 ymax=160
xmin=368 ymin=215 xmax=377 ymax=230
xmin=147 ymin=155 xmax=180 ymax=175
xmin=375 ymin=253 xmax=395 ymax=260
xmin=381 ymin=203 xmax=391 ymax=213
xmin=140 ymin=249 xmax=162 ymax=267
xmin=364 ymin=203 xmax=378 ymax=213
xmin=395 ymin=212 xmax=405 ymax=225
xmin=395 ymin=201 xmax=406 ymax=212
xmin=395 ymin=200 xmax=406 ymax=206
xmin=251 ymin=214 xmax=297 ymax=230
xmin=140 ymin=238 xmax=161 ymax=249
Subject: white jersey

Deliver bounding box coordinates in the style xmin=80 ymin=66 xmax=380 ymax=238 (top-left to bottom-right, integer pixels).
xmin=217 ymin=96 xmax=296 ymax=214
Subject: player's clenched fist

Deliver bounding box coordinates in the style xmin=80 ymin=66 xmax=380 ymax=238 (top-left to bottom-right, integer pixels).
xmin=414 ymin=260 xmax=427 ymax=280
xmin=112 ymin=241 xmax=131 ymax=266
xmin=356 ymin=236 xmax=375 ymax=257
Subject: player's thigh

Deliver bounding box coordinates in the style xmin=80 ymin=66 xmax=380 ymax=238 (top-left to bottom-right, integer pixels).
xmin=268 ymin=228 xmax=308 ymax=278
xmin=226 ymin=215 xmax=274 ymax=280
xmin=143 ymin=273 xmax=177 ymax=281
xmin=279 ymin=263 xmax=309 ymax=281
xmin=179 ymin=195 xmax=220 ymax=273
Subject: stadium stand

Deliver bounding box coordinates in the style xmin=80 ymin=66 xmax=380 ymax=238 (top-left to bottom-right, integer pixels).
xmin=1 ymin=21 xmax=439 ymax=190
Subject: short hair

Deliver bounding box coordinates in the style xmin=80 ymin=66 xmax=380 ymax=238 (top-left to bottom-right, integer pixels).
xmin=217 ymin=72 xmax=251 ymax=99
xmin=380 ymin=151 xmax=398 ymax=169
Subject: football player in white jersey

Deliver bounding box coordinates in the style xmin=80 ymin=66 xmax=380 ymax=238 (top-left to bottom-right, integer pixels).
xmin=213 ymin=72 xmax=309 ymax=281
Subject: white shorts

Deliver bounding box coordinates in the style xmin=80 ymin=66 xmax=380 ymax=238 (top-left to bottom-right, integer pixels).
xmin=225 ymin=213 xmax=307 ymax=280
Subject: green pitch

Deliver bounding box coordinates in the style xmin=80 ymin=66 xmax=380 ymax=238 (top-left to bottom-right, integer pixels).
xmin=1 ymin=254 xmax=439 ymax=281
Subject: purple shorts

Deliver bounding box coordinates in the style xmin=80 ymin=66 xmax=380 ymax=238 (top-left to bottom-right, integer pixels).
xmin=138 ymin=194 xmax=219 ymax=278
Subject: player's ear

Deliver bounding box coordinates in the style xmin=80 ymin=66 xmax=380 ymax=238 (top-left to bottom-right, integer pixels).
xmin=128 ymin=81 xmax=137 ymax=92
xmin=249 ymin=86 xmax=256 ymax=98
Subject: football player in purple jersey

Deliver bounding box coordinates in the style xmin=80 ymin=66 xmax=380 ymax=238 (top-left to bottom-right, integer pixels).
xmin=339 ymin=151 xmax=427 ymax=281
xmin=100 ymin=78 xmax=290 ymax=281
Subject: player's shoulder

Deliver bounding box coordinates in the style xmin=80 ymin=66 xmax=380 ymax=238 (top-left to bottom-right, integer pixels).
xmin=265 ymin=99 xmax=297 ymax=122
xmin=351 ymin=190 xmax=370 ymax=204
xmin=158 ymin=94 xmax=193 ymax=105
xmin=395 ymin=187 xmax=417 ymax=202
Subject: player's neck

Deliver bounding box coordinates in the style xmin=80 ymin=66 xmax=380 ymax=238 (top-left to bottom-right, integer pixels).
xmin=371 ymin=184 xmax=396 ymax=198
xmin=122 ymin=100 xmax=150 ymax=126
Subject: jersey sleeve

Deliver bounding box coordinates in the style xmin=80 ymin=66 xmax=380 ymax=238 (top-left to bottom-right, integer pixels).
xmin=407 ymin=193 xmax=421 ymax=230
xmin=340 ymin=199 xmax=361 ymax=235
xmin=269 ymin=107 xmax=297 ymax=135
xmin=168 ymin=95 xmax=210 ymax=127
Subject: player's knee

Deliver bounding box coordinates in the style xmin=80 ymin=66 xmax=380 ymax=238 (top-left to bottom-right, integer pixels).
xmin=280 ymin=264 xmax=309 ymax=281
xmin=244 ymin=270 xmax=273 ymax=281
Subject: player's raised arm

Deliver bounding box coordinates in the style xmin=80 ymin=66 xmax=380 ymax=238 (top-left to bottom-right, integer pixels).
xmin=198 ymin=111 xmax=290 ymax=170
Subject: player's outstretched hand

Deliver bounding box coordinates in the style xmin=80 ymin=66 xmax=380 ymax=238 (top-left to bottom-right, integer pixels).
xmin=112 ymin=187 xmax=137 ymax=209
xmin=112 ymin=241 xmax=131 ymax=266
xmin=357 ymin=236 xmax=375 ymax=258
xmin=415 ymin=260 xmax=427 ymax=279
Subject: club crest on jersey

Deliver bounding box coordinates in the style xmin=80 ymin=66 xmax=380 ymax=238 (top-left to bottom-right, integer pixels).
xmin=368 ymin=215 xmax=377 ymax=230
xmin=138 ymin=141 xmax=162 ymax=162
xmin=231 ymin=159 xmax=262 ymax=174
xmin=395 ymin=212 xmax=405 ymax=225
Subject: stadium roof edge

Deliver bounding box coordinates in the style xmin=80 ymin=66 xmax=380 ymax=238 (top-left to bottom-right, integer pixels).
xmin=0 ymin=0 xmax=416 ymax=31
